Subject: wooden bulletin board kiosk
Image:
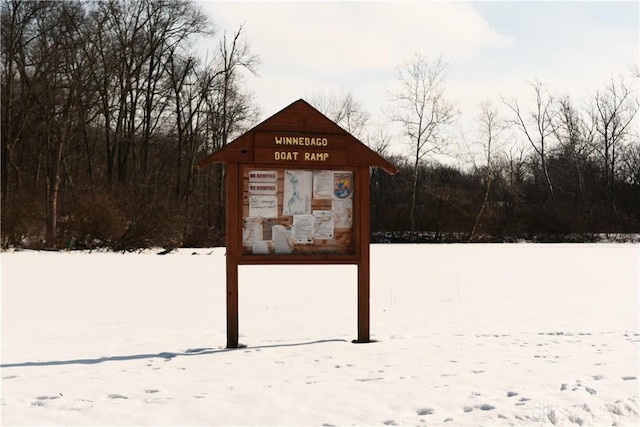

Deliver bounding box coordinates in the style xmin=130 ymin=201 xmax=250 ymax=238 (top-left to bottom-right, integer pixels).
xmin=197 ymin=99 xmax=398 ymax=348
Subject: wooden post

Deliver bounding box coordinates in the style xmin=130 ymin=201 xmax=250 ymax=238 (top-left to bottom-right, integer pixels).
xmin=225 ymin=163 xmax=240 ymax=348
xmin=355 ymin=166 xmax=371 ymax=343
xmin=226 ymin=258 xmax=239 ymax=348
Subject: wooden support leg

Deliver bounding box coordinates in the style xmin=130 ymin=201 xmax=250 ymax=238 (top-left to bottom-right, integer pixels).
xmin=226 ymin=260 xmax=239 ymax=349
xmin=354 ymin=165 xmax=372 ymax=343
xmin=355 ymin=261 xmax=371 ymax=343
xmin=225 ymin=163 xmax=240 ymax=349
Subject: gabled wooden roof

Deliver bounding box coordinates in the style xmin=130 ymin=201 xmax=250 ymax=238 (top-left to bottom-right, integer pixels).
xmin=196 ymin=99 xmax=398 ymax=175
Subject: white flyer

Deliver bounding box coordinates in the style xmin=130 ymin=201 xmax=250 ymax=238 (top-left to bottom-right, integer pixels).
xmin=283 ymin=170 xmax=312 ymax=215
xmin=332 ymin=198 xmax=353 ymax=227
xmin=292 ymin=214 xmax=315 ymax=244
xmin=249 ymin=182 xmax=277 ymax=195
xmin=313 ymin=210 xmax=334 ymax=239
xmin=242 ymin=217 xmax=263 ymax=246
xmin=248 ymin=170 xmax=277 ymax=182
xmin=251 ymin=240 xmax=272 ymax=255
xmin=313 ymin=170 xmax=334 ymax=199
xmin=272 ymin=225 xmax=293 ymax=254
xmin=249 ymin=195 xmax=278 ymax=218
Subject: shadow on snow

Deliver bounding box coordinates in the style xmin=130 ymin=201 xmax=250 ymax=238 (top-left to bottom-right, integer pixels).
xmin=0 ymin=339 xmax=348 ymax=368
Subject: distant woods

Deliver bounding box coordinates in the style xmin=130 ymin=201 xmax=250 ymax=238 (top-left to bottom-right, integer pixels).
xmin=2 ymin=0 xmax=639 ymax=249
xmin=2 ymin=0 xmax=259 ymax=249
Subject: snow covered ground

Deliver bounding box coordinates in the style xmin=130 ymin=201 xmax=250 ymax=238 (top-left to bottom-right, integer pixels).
xmin=1 ymin=243 xmax=638 ymax=426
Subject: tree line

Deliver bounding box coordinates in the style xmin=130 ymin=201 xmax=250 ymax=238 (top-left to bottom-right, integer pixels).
xmin=373 ymin=54 xmax=639 ymax=242
xmin=2 ymin=0 xmax=639 ymax=250
xmin=2 ymin=0 xmax=259 ymax=249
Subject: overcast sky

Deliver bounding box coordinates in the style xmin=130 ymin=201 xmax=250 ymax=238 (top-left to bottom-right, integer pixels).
xmin=197 ymin=1 xmax=639 ymax=156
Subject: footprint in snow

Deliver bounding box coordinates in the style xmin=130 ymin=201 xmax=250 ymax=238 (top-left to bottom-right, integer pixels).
xmin=36 ymin=395 xmax=60 ymax=400
xmin=29 ymin=395 xmax=63 ymax=407
xmin=416 ymin=407 xmax=434 ymax=415
xmin=478 ymin=404 xmax=495 ymax=411
xmin=108 ymin=394 xmax=128 ymax=400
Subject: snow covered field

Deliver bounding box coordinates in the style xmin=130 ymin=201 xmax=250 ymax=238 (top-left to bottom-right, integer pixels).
xmin=1 ymin=244 xmax=638 ymax=426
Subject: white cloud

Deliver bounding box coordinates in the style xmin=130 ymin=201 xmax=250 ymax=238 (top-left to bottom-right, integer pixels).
xmin=197 ymin=0 xmax=515 ymax=130
xmin=203 ymin=2 xmax=512 ymax=73
xmin=197 ymin=0 xmax=637 ymax=156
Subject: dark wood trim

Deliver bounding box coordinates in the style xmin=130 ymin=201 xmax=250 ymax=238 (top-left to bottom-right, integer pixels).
xmin=226 ymin=163 xmax=240 ymax=349
xmin=357 ymin=166 xmax=371 ymax=342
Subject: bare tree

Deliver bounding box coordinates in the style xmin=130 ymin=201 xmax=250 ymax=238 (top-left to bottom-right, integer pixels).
xmin=551 ymin=95 xmax=595 ymax=209
xmin=590 ymin=75 xmax=639 ymax=229
xmin=166 ymin=49 xmax=221 ymax=241
xmin=213 ymin=25 xmax=260 ymax=149
xmin=138 ymin=0 xmax=211 ymax=181
xmin=22 ymin=1 xmax=93 ymax=245
xmin=89 ymin=0 xmax=210 ymax=186
xmin=310 ymin=90 xmax=370 ymax=140
xmin=202 ymin=25 xmax=260 ymax=235
xmin=491 ymin=142 xmax=527 ymax=233
xmin=468 ymin=100 xmax=505 ymax=242
xmin=389 ymin=52 xmax=457 ymax=239
xmin=503 ymin=80 xmax=557 ymax=204
xmin=620 ymin=143 xmax=640 ymax=187
xmin=1 ymin=0 xmax=46 ymax=201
